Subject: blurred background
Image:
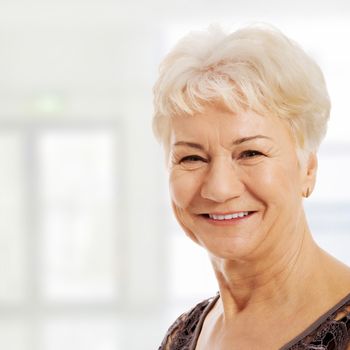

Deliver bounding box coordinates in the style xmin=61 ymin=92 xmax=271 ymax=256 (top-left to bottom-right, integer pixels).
xmin=0 ymin=0 xmax=350 ymax=349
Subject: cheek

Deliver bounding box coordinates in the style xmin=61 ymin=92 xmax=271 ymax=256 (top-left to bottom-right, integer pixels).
xmin=169 ymin=173 xmax=202 ymax=245
xmin=247 ymin=161 xmax=301 ymax=204
xmin=169 ymin=171 xmax=202 ymax=209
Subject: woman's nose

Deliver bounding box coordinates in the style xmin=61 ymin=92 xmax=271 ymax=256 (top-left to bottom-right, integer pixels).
xmin=200 ymin=158 xmax=244 ymax=203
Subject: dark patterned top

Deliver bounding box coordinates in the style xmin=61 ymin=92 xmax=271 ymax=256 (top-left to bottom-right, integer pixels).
xmin=159 ymin=293 xmax=350 ymax=350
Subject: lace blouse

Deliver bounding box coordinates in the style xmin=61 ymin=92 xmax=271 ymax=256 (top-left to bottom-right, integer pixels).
xmin=159 ymin=293 xmax=350 ymax=350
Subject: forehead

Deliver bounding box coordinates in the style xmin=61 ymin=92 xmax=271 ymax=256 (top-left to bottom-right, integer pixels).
xmin=169 ymin=106 xmax=293 ymax=146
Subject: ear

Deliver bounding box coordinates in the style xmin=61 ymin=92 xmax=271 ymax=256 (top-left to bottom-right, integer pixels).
xmin=301 ymin=152 xmax=318 ymax=198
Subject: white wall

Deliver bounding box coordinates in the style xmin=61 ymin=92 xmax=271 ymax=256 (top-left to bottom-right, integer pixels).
xmin=0 ymin=1 xmax=349 ymax=349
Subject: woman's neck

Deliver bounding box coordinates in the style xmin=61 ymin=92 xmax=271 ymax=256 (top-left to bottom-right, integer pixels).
xmin=210 ymin=226 xmax=325 ymax=319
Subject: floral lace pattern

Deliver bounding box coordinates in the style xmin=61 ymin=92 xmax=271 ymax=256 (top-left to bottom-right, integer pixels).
xmin=158 ymin=298 xmax=213 ymax=350
xmin=159 ymin=294 xmax=350 ymax=350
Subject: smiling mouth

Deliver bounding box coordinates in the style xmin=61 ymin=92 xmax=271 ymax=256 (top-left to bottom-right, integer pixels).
xmin=201 ymin=211 xmax=255 ymax=221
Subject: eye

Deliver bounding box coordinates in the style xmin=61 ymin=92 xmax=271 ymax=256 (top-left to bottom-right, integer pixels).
xmin=180 ymin=155 xmax=207 ymax=163
xmin=239 ymin=150 xmax=264 ymax=159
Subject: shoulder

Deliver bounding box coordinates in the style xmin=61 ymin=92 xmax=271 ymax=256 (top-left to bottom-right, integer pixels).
xmin=287 ymin=292 xmax=350 ymax=350
xmin=158 ymin=295 xmax=218 ymax=350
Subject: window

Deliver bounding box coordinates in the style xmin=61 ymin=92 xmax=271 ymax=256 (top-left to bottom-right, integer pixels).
xmin=0 ymin=123 xmax=123 ymax=350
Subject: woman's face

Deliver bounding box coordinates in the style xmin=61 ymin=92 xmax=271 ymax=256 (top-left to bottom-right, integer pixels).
xmin=168 ymin=105 xmax=316 ymax=260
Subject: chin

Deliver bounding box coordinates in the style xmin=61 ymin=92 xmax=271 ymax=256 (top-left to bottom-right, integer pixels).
xmin=200 ymin=235 xmax=262 ymax=261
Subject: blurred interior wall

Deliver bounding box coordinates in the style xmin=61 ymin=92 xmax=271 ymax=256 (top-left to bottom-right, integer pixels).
xmin=0 ymin=1 xmax=350 ymax=349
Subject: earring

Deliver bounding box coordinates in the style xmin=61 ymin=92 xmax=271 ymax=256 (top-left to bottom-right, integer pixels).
xmin=304 ymin=188 xmax=310 ymax=198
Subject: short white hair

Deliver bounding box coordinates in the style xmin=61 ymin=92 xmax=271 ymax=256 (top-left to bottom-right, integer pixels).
xmin=152 ymin=24 xmax=331 ymax=156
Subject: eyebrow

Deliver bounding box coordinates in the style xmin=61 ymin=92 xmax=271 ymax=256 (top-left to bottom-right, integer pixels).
xmin=232 ymin=135 xmax=272 ymax=145
xmin=173 ymin=135 xmax=272 ymax=150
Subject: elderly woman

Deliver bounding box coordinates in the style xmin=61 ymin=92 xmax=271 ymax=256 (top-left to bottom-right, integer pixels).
xmin=153 ymin=24 xmax=350 ymax=350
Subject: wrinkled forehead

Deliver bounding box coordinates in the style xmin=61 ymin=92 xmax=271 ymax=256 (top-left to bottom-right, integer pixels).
xmin=169 ymin=106 xmax=293 ymax=148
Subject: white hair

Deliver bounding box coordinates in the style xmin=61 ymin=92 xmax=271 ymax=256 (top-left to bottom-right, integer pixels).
xmin=152 ymin=24 xmax=331 ymax=157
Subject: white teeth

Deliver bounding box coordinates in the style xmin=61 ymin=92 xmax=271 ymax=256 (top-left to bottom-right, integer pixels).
xmin=209 ymin=212 xmax=249 ymax=220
